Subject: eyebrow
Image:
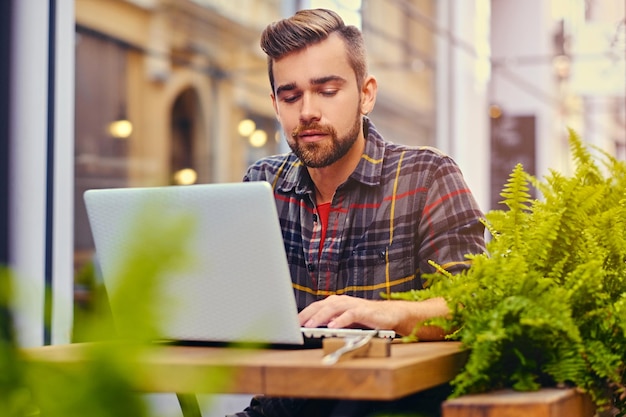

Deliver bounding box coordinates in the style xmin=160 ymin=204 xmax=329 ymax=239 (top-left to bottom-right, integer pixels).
xmin=275 ymin=75 xmax=347 ymax=96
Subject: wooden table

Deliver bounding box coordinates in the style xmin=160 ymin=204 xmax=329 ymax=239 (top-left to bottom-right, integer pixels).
xmin=23 ymin=342 xmax=594 ymax=417
xmin=22 ymin=341 xmax=467 ymax=400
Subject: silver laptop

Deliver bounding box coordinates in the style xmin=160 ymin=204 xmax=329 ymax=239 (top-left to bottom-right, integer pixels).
xmin=84 ymin=181 xmax=394 ymax=346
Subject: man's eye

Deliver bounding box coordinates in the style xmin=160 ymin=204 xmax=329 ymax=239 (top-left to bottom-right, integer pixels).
xmin=282 ymin=94 xmax=300 ymax=103
xmin=320 ymin=90 xmax=338 ymax=97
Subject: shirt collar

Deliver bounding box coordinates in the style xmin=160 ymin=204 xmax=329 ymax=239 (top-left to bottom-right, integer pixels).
xmin=276 ymin=117 xmax=385 ymax=195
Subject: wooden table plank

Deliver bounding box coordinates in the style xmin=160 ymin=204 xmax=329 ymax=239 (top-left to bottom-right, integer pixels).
xmin=21 ymin=341 xmax=467 ymax=400
xmin=264 ymin=342 xmax=468 ymax=400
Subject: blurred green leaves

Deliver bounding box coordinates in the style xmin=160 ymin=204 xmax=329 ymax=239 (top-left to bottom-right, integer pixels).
xmin=74 ymin=202 xmax=196 ymax=343
xmin=0 ymin=200 xmax=224 ymax=416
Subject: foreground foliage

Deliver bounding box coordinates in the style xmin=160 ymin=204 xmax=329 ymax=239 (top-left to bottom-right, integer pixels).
xmin=392 ymin=129 xmax=626 ymax=414
xmin=0 ymin=203 xmax=226 ymax=416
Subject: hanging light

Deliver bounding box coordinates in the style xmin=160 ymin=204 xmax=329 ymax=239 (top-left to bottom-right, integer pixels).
xmin=488 ymin=104 xmax=503 ymax=119
xmin=108 ymin=47 xmax=132 ymax=139
xmin=249 ymin=129 xmax=268 ymax=147
xmin=172 ymin=168 xmax=197 ymax=185
xmin=238 ymin=119 xmax=256 ymax=137
xmin=108 ymin=115 xmax=133 ymax=138
xmin=552 ymin=54 xmax=571 ymax=79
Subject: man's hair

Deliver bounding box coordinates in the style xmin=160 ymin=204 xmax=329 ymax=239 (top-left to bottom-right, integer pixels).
xmin=260 ymin=8 xmax=367 ymax=93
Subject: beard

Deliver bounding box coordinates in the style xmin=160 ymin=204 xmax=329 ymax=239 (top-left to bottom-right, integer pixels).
xmin=287 ymin=109 xmax=362 ymax=169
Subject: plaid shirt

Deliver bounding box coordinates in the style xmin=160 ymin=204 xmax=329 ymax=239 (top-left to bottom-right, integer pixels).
xmin=244 ymin=117 xmax=485 ymax=311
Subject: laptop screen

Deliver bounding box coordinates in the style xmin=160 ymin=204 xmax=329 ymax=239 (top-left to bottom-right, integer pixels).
xmin=84 ymin=182 xmax=305 ymax=345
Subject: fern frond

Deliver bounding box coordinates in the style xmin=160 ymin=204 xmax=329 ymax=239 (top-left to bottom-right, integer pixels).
xmin=498 ymin=163 xmax=533 ymax=214
xmin=567 ymin=128 xmax=603 ymax=185
xmin=485 ymin=164 xmax=535 ymax=257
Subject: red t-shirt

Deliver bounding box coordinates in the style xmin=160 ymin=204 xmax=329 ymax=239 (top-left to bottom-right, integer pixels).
xmin=317 ymin=202 xmax=331 ymax=259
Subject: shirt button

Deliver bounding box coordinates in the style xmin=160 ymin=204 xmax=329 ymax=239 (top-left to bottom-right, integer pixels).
xmin=307 ymin=263 xmax=315 ymax=272
xmin=378 ymin=251 xmax=386 ymax=260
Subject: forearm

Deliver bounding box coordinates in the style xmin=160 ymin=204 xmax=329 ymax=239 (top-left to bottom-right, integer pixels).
xmin=391 ymin=297 xmax=450 ymax=340
xmin=299 ymin=294 xmax=452 ymax=341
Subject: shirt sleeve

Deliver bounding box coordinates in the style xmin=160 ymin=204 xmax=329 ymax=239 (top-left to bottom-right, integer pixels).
xmin=417 ymin=156 xmax=486 ymax=276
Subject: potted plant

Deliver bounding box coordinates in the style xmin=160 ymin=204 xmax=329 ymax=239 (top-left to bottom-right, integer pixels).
xmin=392 ymin=129 xmax=626 ymax=415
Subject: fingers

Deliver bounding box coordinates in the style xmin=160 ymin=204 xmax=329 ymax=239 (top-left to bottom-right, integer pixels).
xmin=298 ymin=295 xmax=343 ymax=327
xmin=298 ymin=294 xmax=342 ymax=327
xmin=298 ymin=295 xmax=375 ymax=329
xmin=298 ymin=296 xmax=451 ymax=338
xmin=326 ymin=308 xmax=359 ymax=329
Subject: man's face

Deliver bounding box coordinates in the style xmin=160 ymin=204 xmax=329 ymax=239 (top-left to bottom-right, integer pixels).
xmin=270 ymin=33 xmax=364 ymax=168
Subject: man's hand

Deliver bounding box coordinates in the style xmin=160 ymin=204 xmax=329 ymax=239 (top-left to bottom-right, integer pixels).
xmin=298 ymin=294 xmax=450 ymax=340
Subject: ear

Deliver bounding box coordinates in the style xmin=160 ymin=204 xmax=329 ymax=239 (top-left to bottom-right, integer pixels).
xmin=270 ymin=93 xmax=279 ymax=117
xmin=360 ymin=75 xmax=377 ymax=115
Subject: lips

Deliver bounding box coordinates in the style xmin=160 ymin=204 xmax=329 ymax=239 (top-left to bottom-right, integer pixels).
xmin=298 ymin=130 xmax=328 ymax=142
xmin=292 ymin=123 xmax=333 ymax=142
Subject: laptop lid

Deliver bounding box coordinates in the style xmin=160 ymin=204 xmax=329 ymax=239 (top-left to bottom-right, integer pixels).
xmin=84 ymin=181 xmax=305 ymax=345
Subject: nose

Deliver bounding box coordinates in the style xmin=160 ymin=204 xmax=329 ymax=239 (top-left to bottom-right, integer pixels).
xmin=299 ymin=92 xmax=321 ymax=124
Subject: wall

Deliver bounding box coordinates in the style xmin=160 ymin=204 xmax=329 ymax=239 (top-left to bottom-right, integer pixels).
xmin=436 ymin=0 xmax=491 ymax=212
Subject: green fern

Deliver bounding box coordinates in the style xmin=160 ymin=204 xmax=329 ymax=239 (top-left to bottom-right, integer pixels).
xmin=392 ymin=129 xmax=626 ymax=414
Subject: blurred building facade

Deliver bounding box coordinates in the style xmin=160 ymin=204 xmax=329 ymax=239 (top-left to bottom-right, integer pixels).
xmin=73 ymin=0 xmax=451 ymax=272
xmin=489 ymin=0 xmax=625 ymax=208
xmin=3 ymin=0 xmax=624 ymax=353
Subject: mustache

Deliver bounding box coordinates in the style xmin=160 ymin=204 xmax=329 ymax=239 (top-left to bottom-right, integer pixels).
xmin=291 ymin=122 xmax=334 ymax=138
